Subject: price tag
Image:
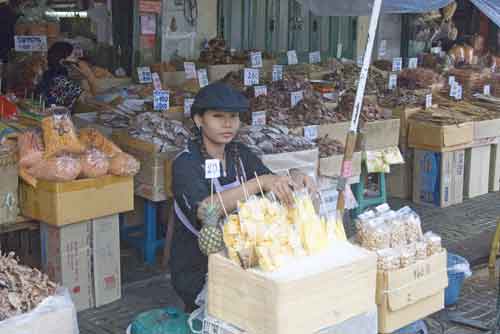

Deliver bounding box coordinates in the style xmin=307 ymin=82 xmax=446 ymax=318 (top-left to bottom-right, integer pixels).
xmin=431 ymin=46 xmax=442 ymax=55
xmin=250 ymin=51 xmax=263 ymax=68
xmin=252 ymin=111 xmax=266 ymax=126
xmin=450 ymin=82 xmax=458 ymax=98
xmin=337 ymin=44 xmax=343 ymax=59
xmin=197 ymin=69 xmax=209 ymax=88
xmin=254 ymin=85 xmax=267 ymax=97
xmin=272 ymin=65 xmax=283 ymax=81
xmin=319 ymin=188 xmax=338 ymax=218
xmin=244 ymin=68 xmax=260 ymax=86
xmin=287 ymin=50 xmax=298 ymax=65
xmin=291 ymin=90 xmax=304 ymax=107
xmin=14 ymin=35 xmax=48 ymax=52
xmin=304 ymin=125 xmax=319 ymax=141
xmin=408 ymin=57 xmax=418 ymax=69
xmin=137 ymin=66 xmax=152 ymax=83
xmin=484 ymin=85 xmax=491 ymax=96
xmin=448 ymin=76 xmax=455 ymax=86
xmin=152 ymin=73 xmax=162 ymax=90
xmin=378 ymin=40 xmax=387 ymax=57
xmin=392 ymin=57 xmax=403 ymax=72
xmin=153 ymin=90 xmax=169 ymax=111
xmin=184 ymin=98 xmax=194 ymax=117
xmin=425 ymin=94 xmax=433 ymax=109
xmin=184 ymin=62 xmax=197 ymax=79
xmin=388 ymin=74 xmax=398 ymax=90
xmin=309 ymin=51 xmax=321 ymax=64
xmin=205 ymin=159 xmax=221 ymax=179
xmin=455 ymin=85 xmax=463 ymax=100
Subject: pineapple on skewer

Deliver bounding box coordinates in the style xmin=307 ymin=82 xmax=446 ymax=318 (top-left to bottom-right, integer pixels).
xmin=197 ymin=200 xmax=225 ymax=256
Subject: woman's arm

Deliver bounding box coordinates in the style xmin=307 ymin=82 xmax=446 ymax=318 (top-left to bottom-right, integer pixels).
xmin=76 ymin=61 xmax=98 ymax=96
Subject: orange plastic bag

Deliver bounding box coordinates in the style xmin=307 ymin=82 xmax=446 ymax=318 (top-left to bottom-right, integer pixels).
xmin=109 ymin=152 xmax=140 ymax=176
xmin=28 ymin=155 xmax=82 ymax=182
xmin=79 ymin=128 xmax=122 ymax=158
xmin=18 ymin=131 xmax=44 ymax=168
xmin=80 ymin=149 xmax=109 ymax=178
xmin=41 ymin=110 xmax=85 ymax=158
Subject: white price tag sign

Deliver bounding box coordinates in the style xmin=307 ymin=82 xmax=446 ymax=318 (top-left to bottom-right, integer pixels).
xmin=250 ymin=52 xmax=263 ymax=68
xmin=153 ymin=90 xmax=169 ymax=111
xmin=244 ymin=68 xmax=260 ymax=86
xmin=205 ymin=159 xmax=221 ymax=179
xmin=431 ymin=46 xmax=442 ymax=55
xmin=388 ymin=74 xmax=398 ymax=90
xmin=291 ymin=90 xmax=304 ymax=107
xmin=408 ymin=57 xmax=418 ymax=69
xmin=304 ymin=125 xmax=319 ymax=141
xmin=425 ymin=94 xmax=433 ymax=109
xmin=378 ymin=40 xmax=387 ymax=57
xmin=392 ymin=57 xmax=403 ymax=72
xmin=337 ymin=44 xmax=343 ymax=59
xmin=455 ymin=85 xmax=463 ymax=100
xmin=484 ymin=85 xmax=491 ymax=96
xmin=137 ymin=66 xmax=152 ymax=83
xmin=309 ymin=51 xmax=321 ymax=64
xmin=14 ymin=35 xmax=48 ymax=52
xmin=197 ymin=69 xmax=209 ymax=88
xmin=272 ymin=65 xmax=283 ymax=81
xmin=287 ymin=50 xmax=298 ymax=65
xmin=184 ymin=98 xmax=194 ymax=117
xmin=152 ymin=73 xmax=162 ymax=90
xmin=184 ymin=62 xmax=197 ymax=79
xmin=448 ymin=76 xmax=455 ymax=86
xmin=254 ymin=85 xmax=267 ymax=97
xmin=252 ymin=111 xmax=266 ymax=126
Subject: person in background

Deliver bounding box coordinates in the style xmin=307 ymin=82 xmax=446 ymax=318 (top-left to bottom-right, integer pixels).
xmin=37 ymin=41 xmax=99 ymax=110
xmin=170 ymin=82 xmax=316 ymax=312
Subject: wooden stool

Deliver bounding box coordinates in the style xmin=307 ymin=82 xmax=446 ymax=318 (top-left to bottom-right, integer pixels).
xmin=351 ymin=165 xmax=387 ymax=218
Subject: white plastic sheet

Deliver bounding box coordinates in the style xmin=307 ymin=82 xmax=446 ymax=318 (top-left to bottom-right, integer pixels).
xmin=0 ymin=288 xmax=79 ymax=334
xmin=296 ymin=0 xmax=454 ymax=16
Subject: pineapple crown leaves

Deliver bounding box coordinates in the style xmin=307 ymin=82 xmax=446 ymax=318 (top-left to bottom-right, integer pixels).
xmin=197 ymin=200 xmax=223 ymax=227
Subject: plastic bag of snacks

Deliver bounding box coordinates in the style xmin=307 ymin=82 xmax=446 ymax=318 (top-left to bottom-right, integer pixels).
xmin=79 ymin=128 xmax=122 ymax=157
xmin=397 ymin=206 xmax=423 ymax=244
xmin=376 ymin=248 xmax=401 ymax=271
xmin=359 ymin=218 xmax=391 ymax=250
xmin=415 ymin=241 xmax=427 ymax=261
xmin=18 ymin=130 xmax=44 ymax=168
xmin=424 ymin=231 xmax=443 ymax=256
xmin=399 ymin=244 xmax=417 ymax=268
xmin=42 ymin=108 xmax=85 ymax=158
xmin=28 ymin=155 xmax=81 ymax=182
xmin=80 ymin=149 xmax=109 ymax=178
xmin=109 ymin=152 xmax=140 ymax=176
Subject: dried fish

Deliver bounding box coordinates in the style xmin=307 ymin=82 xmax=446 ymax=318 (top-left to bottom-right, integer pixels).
xmin=316 ymin=136 xmax=345 ymax=158
xmin=0 ymin=252 xmax=57 ymax=321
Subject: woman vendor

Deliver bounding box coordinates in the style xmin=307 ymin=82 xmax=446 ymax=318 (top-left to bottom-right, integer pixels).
xmin=170 ymin=82 xmax=315 ymax=312
xmin=37 ymin=41 xmax=100 ymax=110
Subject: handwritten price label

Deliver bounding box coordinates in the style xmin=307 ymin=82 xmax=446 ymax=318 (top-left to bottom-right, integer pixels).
xmin=152 ymin=73 xmax=162 ymax=90
xmin=392 ymin=57 xmax=403 ymax=72
xmin=304 ymin=125 xmax=319 ymax=141
xmin=484 ymin=85 xmax=491 ymax=96
xmin=272 ymin=65 xmax=283 ymax=81
xmin=184 ymin=98 xmax=194 ymax=117
xmin=287 ymin=50 xmax=298 ymax=65
xmin=408 ymin=57 xmax=418 ymax=69
xmin=388 ymin=74 xmax=398 ymax=90
xmin=14 ymin=35 xmax=48 ymax=52
xmin=205 ymin=159 xmax=221 ymax=179
xmin=137 ymin=66 xmax=152 ymax=83
xmin=425 ymin=94 xmax=432 ymax=109
xmin=250 ymin=52 xmax=263 ymax=68
xmin=197 ymin=69 xmax=209 ymax=88
xmin=153 ymin=90 xmax=169 ymax=111
xmin=244 ymin=68 xmax=260 ymax=86
xmin=252 ymin=111 xmax=266 ymax=126
xmin=254 ymin=85 xmax=267 ymax=97
xmin=291 ymin=90 xmax=304 ymax=107
xmin=184 ymin=62 xmax=197 ymax=79
xmin=309 ymin=51 xmax=321 ymax=64
xmin=448 ymin=76 xmax=455 ymax=86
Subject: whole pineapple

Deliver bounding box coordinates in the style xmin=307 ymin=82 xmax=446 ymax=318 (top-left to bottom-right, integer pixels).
xmin=197 ymin=201 xmax=225 ymax=256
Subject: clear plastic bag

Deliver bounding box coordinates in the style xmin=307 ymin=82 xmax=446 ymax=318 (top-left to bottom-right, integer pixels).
xmin=399 ymin=244 xmax=417 ymax=268
xmin=78 ymin=128 xmax=122 ymax=158
xmin=377 ymin=248 xmax=401 ymax=271
xmin=397 ymin=206 xmax=423 ymax=244
xmin=415 ymin=241 xmax=428 ymax=261
xmin=18 ymin=130 xmax=44 ymax=168
xmin=361 ymin=218 xmax=391 ymax=250
xmin=42 ymin=109 xmax=85 ymax=158
xmin=424 ymin=231 xmax=443 ymax=256
xmin=28 ymin=155 xmax=81 ymax=182
xmin=109 ymin=152 xmax=140 ymax=176
xmin=79 ymin=149 xmax=109 ymax=178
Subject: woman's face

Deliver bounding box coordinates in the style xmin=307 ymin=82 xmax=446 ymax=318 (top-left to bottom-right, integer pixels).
xmin=195 ymin=110 xmax=240 ymax=145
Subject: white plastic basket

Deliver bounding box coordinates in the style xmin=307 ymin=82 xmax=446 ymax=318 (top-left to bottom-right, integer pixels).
xmin=202 ymin=315 xmax=245 ymax=334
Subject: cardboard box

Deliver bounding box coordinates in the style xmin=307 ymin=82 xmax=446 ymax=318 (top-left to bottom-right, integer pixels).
xmin=207 ymin=64 xmax=244 ymax=82
xmin=91 ymin=215 xmax=121 ymax=307
xmin=261 ymin=148 xmax=319 ymax=178
xmin=408 ymin=121 xmax=474 ymax=151
xmin=360 ymin=119 xmax=400 ymax=150
xmin=319 ymin=152 xmax=362 ymax=178
xmin=413 ymin=149 xmax=465 ymax=207
xmin=20 ymin=176 xmax=133 ymax=226
xmin=208 ymin=241 xmax=377 ymax=334
xmin=0 ymin=150 xmax=19 ymax=225
xmin=112 ymin=130 xmax=179 ymax=201
xmin=464 ymin=145 xmax=491 ymax=198
xmin=474 ymin=118 xmax=500 ymax=140
xmin=393 ymin=106 xmax=422 ymax=138
xmin=40 ymin=222 xmax=93 ymax=311
xmin=387 ymin=143 xmax=413 ymax=199
xmin=376 ymin=252 xmax=447 ymax=333
xmin=490 ymin=144 xmax=500 ymax=192
xmin=41 ymin=215 xmax=121 ymax=311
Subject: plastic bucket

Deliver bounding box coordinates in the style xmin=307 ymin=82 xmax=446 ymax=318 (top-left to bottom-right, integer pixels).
xmin=445 ymin=253 xmax=468 ymax=306
xmin=393 ymin=320 xmax=428 ymax=334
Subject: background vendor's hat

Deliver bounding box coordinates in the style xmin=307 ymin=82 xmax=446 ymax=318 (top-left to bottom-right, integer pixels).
xmin=191 ymin=82 xmax=249 ymax=118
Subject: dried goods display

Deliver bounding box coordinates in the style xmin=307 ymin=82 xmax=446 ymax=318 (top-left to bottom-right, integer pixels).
xmin=0 ymin=252 xmax=57 ymax=321
xmin=377 ymin=88 xmax=429 ymax=109
xmin=222 ymin=191 xmax=346 ymax=271
xmin=236 ymin=125 xmax=316 ymax=156
xmin=129 ymin=112 xmax=191 ymax=152
xmin=447 ymin=67 xmax=492 ymax=97
xmin=356 ymin=204 xmax=441 ymax=271
xmin=398 ymin=68 xmax=443 ymax=90
xmin=199 ymin=38 xmax=233 ymax=65
xmin=339 ymin=93 xmax=390 ymax=122
xmin=316 ymin=136 xmax=344 ymax=158
xmin=322 ymin=61 xmax=387 ymax=95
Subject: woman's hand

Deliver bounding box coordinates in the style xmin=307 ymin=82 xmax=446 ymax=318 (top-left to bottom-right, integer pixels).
xmin=77 ymin=61 xmax=95 ymax=79
xmin=261 ymin=175 xmax=295 ymax=207
xmin=292 ymin=173 xmax=317 ymax=195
